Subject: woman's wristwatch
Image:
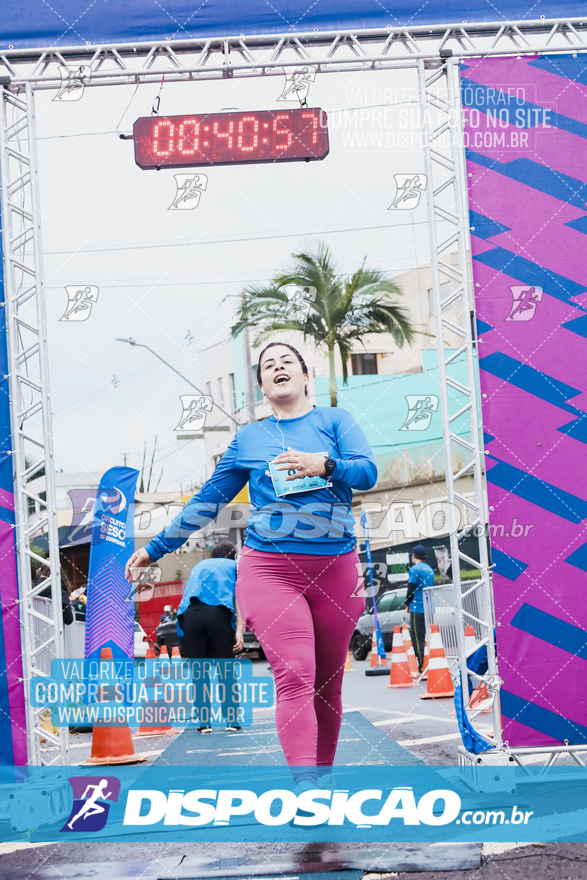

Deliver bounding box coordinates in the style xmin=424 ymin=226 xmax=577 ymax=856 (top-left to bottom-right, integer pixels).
xmin=323 ymin=455 xmax=337 ymax=477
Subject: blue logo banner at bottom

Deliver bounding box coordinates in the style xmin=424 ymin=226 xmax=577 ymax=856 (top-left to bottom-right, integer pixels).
xmin=1 ymin=765 xmax=586 ymax=843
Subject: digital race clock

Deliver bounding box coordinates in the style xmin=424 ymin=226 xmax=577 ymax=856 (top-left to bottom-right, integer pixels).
xmin=133 ymin=108 xmax=329 ymax=170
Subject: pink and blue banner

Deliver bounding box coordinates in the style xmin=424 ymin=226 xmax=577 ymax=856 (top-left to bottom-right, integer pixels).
xmin=462 ymin=55 xmax=587 ymax=747
xmin=0 ymin=219 xmax=27 ymax=766
xmin=85 ymin=467 xmax=139 ymax=662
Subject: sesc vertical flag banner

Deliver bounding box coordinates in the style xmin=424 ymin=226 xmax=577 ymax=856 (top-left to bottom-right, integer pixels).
xmin=85 ymin=467 xmax=140 ymax=662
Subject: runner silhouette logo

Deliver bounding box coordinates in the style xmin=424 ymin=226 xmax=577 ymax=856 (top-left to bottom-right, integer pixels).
xmin=400 ymin=394 xmax=439 ymax=431
xmin=61 ymin=777 xmax=121 ymax=832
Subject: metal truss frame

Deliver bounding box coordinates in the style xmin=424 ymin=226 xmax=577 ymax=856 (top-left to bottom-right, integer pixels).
xmin=419 ymin=56 xmax=501 ymax=751
xmin=0 ymin=18 xmax=586 ymax=89
xmin=1 ymin=16 xmax=583 ymax=765
xmin=0 ymin=82 xmax=68 ymax=765
xmin=459 ymin=742 xmax=587 ymax=771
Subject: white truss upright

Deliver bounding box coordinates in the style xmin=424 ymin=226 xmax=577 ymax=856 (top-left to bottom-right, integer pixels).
xmin=0 ymin=17 xmax=583 ymax=764
xmin=419 ymin=57 xmax=500 ymax=751
xmin=0 ymin=83 xmax=69 ymax=765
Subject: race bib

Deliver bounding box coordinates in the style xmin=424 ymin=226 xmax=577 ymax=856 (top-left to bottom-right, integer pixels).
xmin=268 ymin=453 xmax=332 ymax=497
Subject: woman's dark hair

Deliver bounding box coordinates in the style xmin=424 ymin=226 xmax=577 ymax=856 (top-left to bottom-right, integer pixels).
xmin=212 ymin=541 xmax=237 ymax=560
xmin=256 ymin=342 xmax=309 ymax=397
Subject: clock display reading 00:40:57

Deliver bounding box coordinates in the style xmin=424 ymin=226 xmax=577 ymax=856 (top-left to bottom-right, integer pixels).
xmin=133 ymin=108 xmax=329 ymax=169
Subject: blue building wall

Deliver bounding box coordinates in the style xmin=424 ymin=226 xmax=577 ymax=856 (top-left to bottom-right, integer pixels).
xmin=314 ymin=349 xmax=475 ymax=485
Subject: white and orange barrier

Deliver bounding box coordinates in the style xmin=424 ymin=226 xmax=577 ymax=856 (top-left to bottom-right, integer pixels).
xmin=401 ymin=623 xmax=419 ymax=679
xmin=135 ymin=645 xmax=174 ymax=737
xmin=420 ymin=624 xmax=454 ymax=699
xmin=419 ymin=637 xmax=429 ymax=681
xmin=386 ymin=626 xmax=416 ymax=689
xmin=369 ymin=627 xmax=388 ymax=668
xmin=464 ymin=625 xmax=476 ymax=656
xmin=85 ymin=648 xmax=145 ymax=764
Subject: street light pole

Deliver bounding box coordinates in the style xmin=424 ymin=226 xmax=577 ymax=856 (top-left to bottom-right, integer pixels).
xmin=115 ymin=337 xmax=241 ymax=427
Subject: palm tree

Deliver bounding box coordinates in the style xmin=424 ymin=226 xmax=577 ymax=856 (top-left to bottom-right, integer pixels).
xmin=231 ymin=241 xmax=415 ymax=406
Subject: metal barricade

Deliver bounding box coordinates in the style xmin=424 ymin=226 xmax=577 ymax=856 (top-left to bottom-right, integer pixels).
xmin=423 ymin=583 xmax=483 ymax=658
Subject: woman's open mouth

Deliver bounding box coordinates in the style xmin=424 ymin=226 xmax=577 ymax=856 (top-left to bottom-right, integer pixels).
xmin=274 ymin=374 xmax=290 ymax=385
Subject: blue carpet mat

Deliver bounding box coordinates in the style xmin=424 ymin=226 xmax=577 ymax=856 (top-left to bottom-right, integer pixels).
xmin=153 ymin=709 xmax=425 ymax=767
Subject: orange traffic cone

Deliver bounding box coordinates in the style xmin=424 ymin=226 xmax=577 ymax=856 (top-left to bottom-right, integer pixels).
xmin=344 ymin=650 xmax=354 ymax=673
xmin=420 ymin=624 xmax=454 ymax=699
xmin=135 ymin=646 xmax=174 ymax=737
xmin=171 ymin=646 xmax=181 ymax=658
xmin=85 ymin=649 xmax=145 ymax=765
xmin=464 ymin=626 xmax=476 ymax=656
xmin=159 ymin=644 xmax=169 ymax=658
xmin=401 ymin=623 xmax=419 ymax=679
xmin=419 ymin=637 xmax=429 ymax=680
xmin=369 ymin=627 xmax=388 ymax=667
xmin=386 ymin=626 xmax=416 ymax=688
xmin=469 ymin=681 xmax=492 ymax=713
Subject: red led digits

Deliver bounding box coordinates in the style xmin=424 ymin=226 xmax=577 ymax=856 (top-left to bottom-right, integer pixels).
xmin=133 ymin=108 xmax=329 ymax=169
xmin=153 ymin=119 xmax=174 ymax=156
xmin=237 ymin=116 xmax=259 ymax=153
xmin=178 ymin=119 xmax=198 ymax=155
xmin=273 ymin=114 xmax=294 ymax=151
xmin=301 ymin=111 xmax=319 ymax=144
xmin=213 ymin=118 xmax=234 ymax=150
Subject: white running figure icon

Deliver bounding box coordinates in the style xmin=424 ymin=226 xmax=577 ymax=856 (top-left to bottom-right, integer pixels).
xmin=67 ymin=779 xmax=112 ymax=829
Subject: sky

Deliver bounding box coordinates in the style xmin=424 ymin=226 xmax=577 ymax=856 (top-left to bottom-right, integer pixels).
xmin=35 ymin=64 xmax=433 ymax=492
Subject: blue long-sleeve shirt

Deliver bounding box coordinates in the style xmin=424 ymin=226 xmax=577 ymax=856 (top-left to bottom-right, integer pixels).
xmin=406 ymin=561 xmax=435 ymax=613
xmin=176 ymin=557 xmax=237 ymax=636
xmin=145 ymin=405 xmax=377 ymax=559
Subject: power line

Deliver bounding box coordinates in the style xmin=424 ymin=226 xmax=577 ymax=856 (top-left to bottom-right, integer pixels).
xmin=44 ymin=253 xmax=428 ymax=290
xmin=45 ymin=254 xmax=426 ymax=289
xmin=52 ymin=319 xmax=232 ymax=418
xmin=45 ymin=278 xmax=273 ymax=289
xmin=44 ymin=220 xmax=429 ymax=256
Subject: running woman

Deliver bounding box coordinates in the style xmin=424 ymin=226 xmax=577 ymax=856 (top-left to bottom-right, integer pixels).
xmin=126 ymin=342 xmax=377 ymax=784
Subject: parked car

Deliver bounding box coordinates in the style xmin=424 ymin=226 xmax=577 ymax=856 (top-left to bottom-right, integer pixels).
xmin=242 ymin=629 xmax=265 ymax=660
xmin=350 ymin=587 xmax=410 ymax=660
xmin=134 ymin=621 xmax=148 ymax=658
xmin=156 ymin=619 xmax=184 ymax=656
xmin=156 ymin=619 xmax=264 ymax=659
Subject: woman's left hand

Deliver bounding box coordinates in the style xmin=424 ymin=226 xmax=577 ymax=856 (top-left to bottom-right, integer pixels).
xmin=233 ymin=630 xmax=245 ymax=654
xmin=272 ymin=447 xmax=327 ymax=481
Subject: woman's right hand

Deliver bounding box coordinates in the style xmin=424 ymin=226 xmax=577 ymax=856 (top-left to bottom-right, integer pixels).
xmin=125 ymin=547 xmax=153 ymax=582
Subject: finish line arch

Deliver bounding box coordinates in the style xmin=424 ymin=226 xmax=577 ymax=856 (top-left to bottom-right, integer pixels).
xmin=0 ymin=6 xmax=585 ymax=767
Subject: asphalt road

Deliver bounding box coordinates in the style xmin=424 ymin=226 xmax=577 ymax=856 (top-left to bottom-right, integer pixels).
xmin=340 ymin=656 xmax=490 ymax=766
xmin=42 ymin=655 xmax=491 ymax=767
xmin=2 ymin=840 xmax=587 ymax=879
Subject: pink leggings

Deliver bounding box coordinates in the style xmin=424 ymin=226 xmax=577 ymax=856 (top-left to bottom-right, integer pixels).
xmin=236 ymin=547 xmax=364 ymax=767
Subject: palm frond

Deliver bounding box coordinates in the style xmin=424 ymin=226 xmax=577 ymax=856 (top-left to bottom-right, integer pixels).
xmin=230 ymin=240 xmax=417 ymax=403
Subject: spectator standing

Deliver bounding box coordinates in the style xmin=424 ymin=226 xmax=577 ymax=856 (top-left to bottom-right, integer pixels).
xmin=160 ymin=605 xmax=174 ymax=624
xmin=405 ymin=543 xmax=434 ymax=673
xmin=176 ymin=541 xmax=244 ymax=732
xmin=35 ymin=564 xmax=73 ymax=626
xmin=71 ymin=587 xmax=87 ymax=621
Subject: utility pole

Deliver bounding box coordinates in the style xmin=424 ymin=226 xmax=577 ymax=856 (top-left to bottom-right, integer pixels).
xmin=243 ymin=320 xmax=256 ymax=424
